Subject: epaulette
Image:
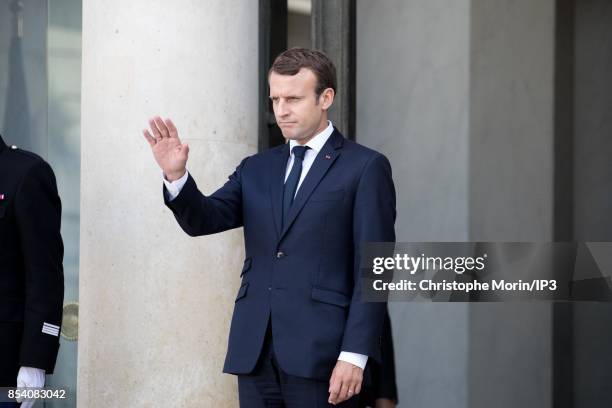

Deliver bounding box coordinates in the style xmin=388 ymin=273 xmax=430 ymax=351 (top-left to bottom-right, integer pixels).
xmin=9 ymin=145 xmax=45 ymax=162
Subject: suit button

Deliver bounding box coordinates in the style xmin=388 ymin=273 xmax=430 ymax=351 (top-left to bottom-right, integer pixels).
xmin=276 ymin=251 xmax=285 ymax=259
xmin=268 ymin=287 xmax=272 ymax=291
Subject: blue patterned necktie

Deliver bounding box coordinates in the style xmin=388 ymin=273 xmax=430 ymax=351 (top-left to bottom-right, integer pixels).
xmin=282 ymin=145 xmax=309 ymax=229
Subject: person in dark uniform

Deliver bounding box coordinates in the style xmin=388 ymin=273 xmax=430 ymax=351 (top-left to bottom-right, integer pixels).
xmin=359 ymin=309 xmax=398 ymax=408
xmin=0 ymin=134 xmax=64 ymax=408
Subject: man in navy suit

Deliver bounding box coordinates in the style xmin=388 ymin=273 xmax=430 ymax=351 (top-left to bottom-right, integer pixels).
xmin=143 ymin=48 xmax=396 ymax=406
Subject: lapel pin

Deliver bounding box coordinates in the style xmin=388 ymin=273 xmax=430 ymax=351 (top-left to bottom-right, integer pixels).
xmin=325 ymin=154 xmax=331 ymax=160
xmin=0 ymin=194 xmax=4 ymax=200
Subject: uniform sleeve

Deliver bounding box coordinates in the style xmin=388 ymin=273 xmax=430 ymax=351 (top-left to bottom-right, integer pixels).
xmin=374 ymin=310 xmax=399 ymax=402
xmin=14 ymin=160 xmax=64 ymax=373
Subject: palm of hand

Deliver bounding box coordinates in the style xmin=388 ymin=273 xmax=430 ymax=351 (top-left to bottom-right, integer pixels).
xmin=153 ymin=137 xmax=185 ymax=174
xmin=143 ymin=117 xmax=189 ymax=180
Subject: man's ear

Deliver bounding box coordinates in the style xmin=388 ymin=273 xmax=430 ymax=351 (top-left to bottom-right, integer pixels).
xmin=321 ymin=88 xmax=335 ymax=110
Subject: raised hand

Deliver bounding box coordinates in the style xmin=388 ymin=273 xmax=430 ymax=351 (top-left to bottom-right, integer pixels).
xmin=143 ymin=116 xmax=189 ymax=181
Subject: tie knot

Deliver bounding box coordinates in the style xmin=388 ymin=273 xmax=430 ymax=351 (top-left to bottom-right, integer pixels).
xmin=291 ymin=145 xmax=309 ymax=160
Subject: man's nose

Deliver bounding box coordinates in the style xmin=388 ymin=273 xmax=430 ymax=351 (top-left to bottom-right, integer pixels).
xmin=277 ymin=100 xmax=290 ymax=117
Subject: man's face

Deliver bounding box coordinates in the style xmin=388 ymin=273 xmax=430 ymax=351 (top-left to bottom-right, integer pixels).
xmin=269 ymin=68 xmax=334 ymax=144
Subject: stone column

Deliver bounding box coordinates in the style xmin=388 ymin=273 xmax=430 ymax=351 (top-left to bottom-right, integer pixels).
xmin=78 ymin=1 xmax=258 ymax=406
xmin=312 ymin=0 xmax=356 ymax=138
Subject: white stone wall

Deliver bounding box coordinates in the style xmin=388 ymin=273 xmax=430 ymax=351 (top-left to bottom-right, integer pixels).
xmin=79 ymin=1 xmax=258 ymax=406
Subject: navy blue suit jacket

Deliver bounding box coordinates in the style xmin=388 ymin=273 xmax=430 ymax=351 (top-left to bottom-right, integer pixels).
xmin=165 ymin=129 xmax=396 ymax=380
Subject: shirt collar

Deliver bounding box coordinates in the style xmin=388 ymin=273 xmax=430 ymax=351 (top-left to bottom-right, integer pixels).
xmin=289 ymin=121 xmax=334 ymax=155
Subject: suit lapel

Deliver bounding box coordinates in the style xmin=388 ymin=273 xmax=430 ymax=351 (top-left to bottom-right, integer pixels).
xmin=270 ymin=143 xmax=290 ymax=239
xmin=0 ymin=135 xmax=6 ymax=153
xmin=279 ymin=130 xmax=344 ymax=240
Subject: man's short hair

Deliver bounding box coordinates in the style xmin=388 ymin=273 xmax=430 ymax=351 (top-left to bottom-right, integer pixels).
xmin=269 ymin=48 xmax=337 ymax=98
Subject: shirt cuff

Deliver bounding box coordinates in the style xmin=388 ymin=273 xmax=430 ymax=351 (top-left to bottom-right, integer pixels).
xmin=162 ymin=170 xmax=189 ymax=201
xmin=338 ymin=351 xmax=368 ymax=369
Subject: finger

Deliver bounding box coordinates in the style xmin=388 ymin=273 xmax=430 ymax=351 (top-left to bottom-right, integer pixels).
xmin=328 ymin=378 xmax=341 ymax=404
xmin=338 ymin=380 xmax=350 ymax=402
xmin=148 ymin=118 xmax=163 ymax=140
xmin=153 ymin=116 xmax=170 ymax=138
xmin=165 ymin=118 xmax=179 ymax=139
xmin=348 ymin=377 xmax=361 ymax=398
xmin=143 ymin=129 xmax=156 ymax=147
xmin=354 ymin=380 xmax=362 ymax=395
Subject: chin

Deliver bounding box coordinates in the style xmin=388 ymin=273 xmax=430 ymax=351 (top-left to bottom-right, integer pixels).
xmin=282 ymin=130 xmax=301 ymax=141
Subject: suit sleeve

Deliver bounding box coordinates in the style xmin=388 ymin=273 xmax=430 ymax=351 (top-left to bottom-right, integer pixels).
xmin=14 ymin=160 xmax=64 ymax=373
xmin=341 ymin=153 xmax=396 ymax=362
xmin=164 ymin=158 xmax=247 ymax=236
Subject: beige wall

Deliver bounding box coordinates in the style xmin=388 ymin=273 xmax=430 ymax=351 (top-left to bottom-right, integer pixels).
xmin=78 ymin=1 xmax=258 ymax=406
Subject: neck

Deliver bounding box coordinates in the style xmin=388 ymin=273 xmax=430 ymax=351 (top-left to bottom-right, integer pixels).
xmin=295 ymin=118 xmax=328 ymax=146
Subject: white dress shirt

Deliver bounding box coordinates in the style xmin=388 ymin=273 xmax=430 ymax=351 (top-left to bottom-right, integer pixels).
xmin=283 ymin=120 xmax=333 ymax=189
xmin=163 ymin=121 xmax=368 ymax=370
